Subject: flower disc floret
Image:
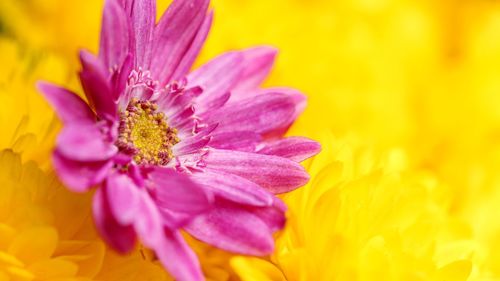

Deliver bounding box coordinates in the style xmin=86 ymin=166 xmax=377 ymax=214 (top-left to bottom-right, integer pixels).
xmin=116 ymin=98 xmax=179 ymax=165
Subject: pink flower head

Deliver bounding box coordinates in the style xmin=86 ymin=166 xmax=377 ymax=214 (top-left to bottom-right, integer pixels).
xmin=38 ymin=0 xmax=320 ymax=279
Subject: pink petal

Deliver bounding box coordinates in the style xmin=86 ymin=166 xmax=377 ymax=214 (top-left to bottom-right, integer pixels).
xmin=203 ymin=92 xmax=296 ymax=136
xmin=149 ymin=168 xmax=212 ymax=215
xmin=155 ymin=229 xmax=204 ymax=281
xmin=190 ymin=171 xmax=274 ymax=207
xmin=106 ymin=173 xmax=140 ymax=225
xmin=173 ymin=126 xmax=214 ymax=156
xmin=257 ymin=137 xmax=321 ymax=162
xmin=171 ymin=10 xmax=214 ymax=81
xmin=209 ymin=131 xmax=262 ymax=152
xmin=157 ymin=208 xmax=194 ymax=229
xmin=258 ymin=87 xmax=307 ymax=137
xmin=186 ymin=199 xmax=274 ymax=255
xmin=133 ymin=189 xmax=164 ymax=247
xmin=57 ymin=124 xmax=117 ymax=162
xmin=188 ymin=51 xmax=243 ymax=113
xmin=230 ymin=46 xmax=277 ymax=100
xmin=96 ymin=172 xmax=204 ymax=280
xmin=36 ymin=82 xmax=95 ymax=124
xmin=159 ymin=86 xmax=203 ymax=117
xmin=205 ymin=148 xmax=310 ymax=194
xmin=79 ymin=50 xmax=116 ymax=118
xmin=113 ymin=53 xmax=133 ymax=105
xmin=169 ymin=106 xmax=195 ymax=128
xmin=251 ymin=197 xmax=287 ymax=232
xmin=53 ymin=151 xmax=113 ymax=192
xmin=92 ymin=186 xmax=137 ymax=253
xmin=99 ymin=0 xmax=130 ymax=70
xmin=124 ymin=0 xmax=156 ymax=68
xmin=268 ymin=87 xmax=307 ymax=119
xmin=151 ymin=0 xmax=209 ymax=86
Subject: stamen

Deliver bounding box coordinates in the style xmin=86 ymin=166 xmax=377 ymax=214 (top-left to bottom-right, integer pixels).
xmin=116 ymin=98 xmax=179 ymax=165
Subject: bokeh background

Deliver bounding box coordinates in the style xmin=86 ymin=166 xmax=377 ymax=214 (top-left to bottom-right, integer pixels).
xmin=1 ymin=0 xmax=500 ymax=280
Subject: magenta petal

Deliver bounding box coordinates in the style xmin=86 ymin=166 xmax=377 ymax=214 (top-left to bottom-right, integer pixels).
xmin=155 ymin=229 xmax=204 ymax=281
xmin=230 ymin=46 xmax=277 ymax=100
xmin=114 ymin=53 xmax=133 ymax=105
xmin=124 ymin=0 xmax=156 ymax=68
xmin=205 ymin=149 xmax=310 ymax=194
xmin=93 ymin=186 xmax=137 ymax=253
xmin=188 ymin=51 xmax=243 ymax=113
xmin=190 ymin=171 xmax=274 ymax=207
xmin=57 ymin=124 xmax=117 ymax=162
xmin=173 ymin=133 xmax=211 ymax=156
xmin=99 ymin=0 xmax=130 ymax=69
xmin=251 ymin=197 xmax=287 ymax=232
xmin=204 ymin=92 xmax=296 ymax=136
xmin=266 ymin=87 xmax=307 ymax=119
xmin=37 ymin=82 xmax=95 ymax=124
xmin=258 ymin=88 xmax=307 ymax=136
xmin=53 ymin=151 xmax=113 ymax=192
xmin=132 ymin=189 xmax=164 ymax=247
xmin=186 ymin=199 xmax=274 ymax=255
xmin=149 ymin=168 xmax=212 ymax=215
xmin=106 ymin=173 xmax=140 ymax=225
xmin=159 ymin=86 xmax=203 ymax=117
xmin=258 ymin=137 xmax=321 ymax=162
xmin=171 ymin=10 xmax=214 ymax=81
xmin=80 ymin=50 xmax=116 ymax=117
xmin=152 ymin=0 xmax=209 ymax=86
xmin=172 ymin=123 xmax=216 ymax=156
xmin=209 ymin=131 xmax=262 ymax=152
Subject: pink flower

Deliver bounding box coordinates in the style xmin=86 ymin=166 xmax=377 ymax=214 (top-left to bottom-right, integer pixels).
xmin=38 ymin=0 xmax=320 ymax=279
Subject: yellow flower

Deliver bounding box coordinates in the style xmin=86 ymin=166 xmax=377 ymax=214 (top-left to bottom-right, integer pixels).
xmin=231 ymin=134 xmax=474 ymax=281
xmin=0 ymin=149 xmax=170 ymax=280
xmin=0 ymin=37 xmax=70 ymax=166
xmin=0 ymin=0 xmax=102 ymax=64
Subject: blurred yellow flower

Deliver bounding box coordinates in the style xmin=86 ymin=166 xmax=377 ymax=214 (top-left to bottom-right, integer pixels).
xmin=0 ymin=149 xmax=170 ymax=280
xmin=232 ymin=134 xmax=474 ymax=281
xmin=0 ymin=38 xmax=70 ymax=166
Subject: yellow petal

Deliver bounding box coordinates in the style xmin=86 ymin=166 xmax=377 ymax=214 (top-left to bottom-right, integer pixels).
xmin=8 ymin=227 xmax=58 ymax=265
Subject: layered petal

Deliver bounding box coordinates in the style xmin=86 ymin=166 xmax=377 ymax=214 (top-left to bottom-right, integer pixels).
xmin=191 ymin=171 xmax=274 ymax=207
xmin=56 ymin=124 xmax=117 ymax=162
xmin=123 ymin=0 xmax=156 ymax=68
xmin=53 ymin=151 xmax=113 ymax=192
xmin=204 ymin=92 xmax=296 ymax=137
xmin=205 ymin=149 xmax=310 ymax=194
xmin=149 ymin=168 xmax=212 ymax=215
xmin=97 ymin=172 xmax=204 ymax=280
xmin=113 ymin=53 xmax=133 ymax=106
xmin=92 ymin=186 xmax=137 ymax=253
xmin=80 ymin=50 xmax=116 ymax=117
xmin=171 ymin=10 xmax=214 ymax=81
xmin=173 ymin=124 xmax=215 ymax=156
xmin=155 ymin=229 xmax=204 ymax=281
xmin=209 ymin=131 xmax=261 ymax=152
xmin=106 ymin=173 xmax=140 ymax=225
xmin=132 ymin=188 xmax=164 ymax=247
xmin=257 ymin=137 xmax=321 ymax=162
xmin=230 ymin=46 xmax=277 ymax=100
xmin=188 ymin=51 xmax=243 ymax=112
xmin=259 ymin=87 xmax=307 ymax=128
xmin=151 ymin=0 xmax=209 ymax=86
xmin=186 ymin=199 xmax=275 ymax=255
xmin=37 ymin=82 xmax=95 ymax=124
xmin=99 ymin=0 xmax=131 ymax=70
xmin=251 ymin=197 xmax=287 ymax=232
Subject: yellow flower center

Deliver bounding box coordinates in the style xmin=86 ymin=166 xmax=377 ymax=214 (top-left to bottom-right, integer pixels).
xmin=117 ymin=99 xmax=179 ymax=165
